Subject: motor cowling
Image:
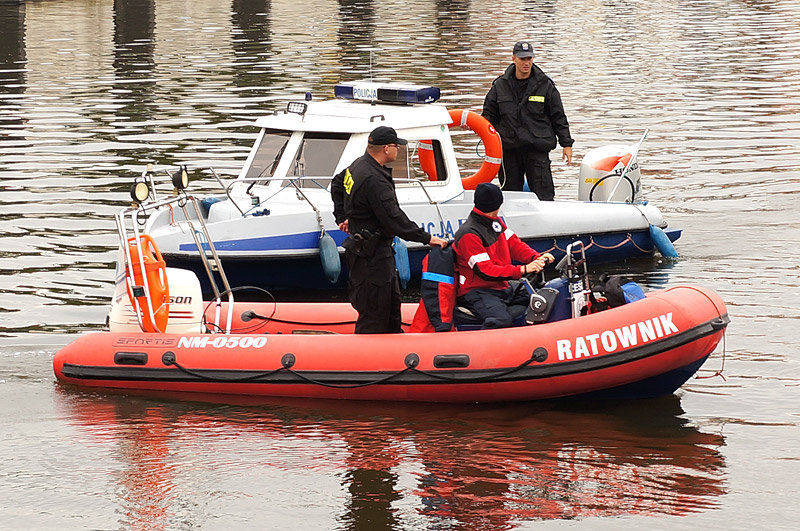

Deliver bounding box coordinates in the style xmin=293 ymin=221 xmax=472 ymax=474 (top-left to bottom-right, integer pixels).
xmin=578 ymin=144 xmax=642 ymax=202
xmin=109 ymin=267 xmax=203 ymax=333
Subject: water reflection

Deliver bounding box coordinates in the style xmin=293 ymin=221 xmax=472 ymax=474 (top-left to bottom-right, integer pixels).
xmin=337 ymin=0 xmax=376 ymax=77
xmin=114 ymin=403 xmax=176 ymax=530
xmin=231 ymin=0 xmax=274 ymax=100
xmin=341 ymin=427 xmax=402 ymax=529
xmin=111 ymin=0 xmax=154 ymax=127
xmin=0 ymin=1 xmax=26 ymax=142
xmin=56 ymin=389 xmax=726 ymax=527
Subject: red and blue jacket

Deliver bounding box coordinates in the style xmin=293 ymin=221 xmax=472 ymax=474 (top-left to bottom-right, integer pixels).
xmin=409 ymin=244 xmax=457 ymax=333
xmin=452 ymin=208 xmax=540 ymax=296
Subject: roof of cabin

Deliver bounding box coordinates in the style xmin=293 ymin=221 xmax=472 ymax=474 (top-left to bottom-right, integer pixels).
xmin=253 ymin=99 xmax=453 ymax=134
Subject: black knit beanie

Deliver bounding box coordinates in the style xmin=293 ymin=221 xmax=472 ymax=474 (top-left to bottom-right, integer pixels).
xmin=474 ymin=183 xmax=503 ymax=213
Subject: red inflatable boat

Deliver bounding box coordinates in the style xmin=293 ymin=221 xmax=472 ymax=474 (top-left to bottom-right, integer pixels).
xmin=53 ymin=284 xmax=728 ymax=403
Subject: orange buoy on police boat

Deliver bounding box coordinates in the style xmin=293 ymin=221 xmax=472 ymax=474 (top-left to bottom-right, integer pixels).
xmin=419 ymin=109 xmax=502 ymax=190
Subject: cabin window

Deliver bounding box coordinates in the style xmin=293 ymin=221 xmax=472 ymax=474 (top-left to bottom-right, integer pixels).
xmin=244 ymin=130 xmax=291 ymax=183
xmin=390 ymin=139 xmax=447 ymax=185
xmin=243 ymin=131 xmax=348 ymax=189
xmin=286 ymin=132 xmax=349 ymax=189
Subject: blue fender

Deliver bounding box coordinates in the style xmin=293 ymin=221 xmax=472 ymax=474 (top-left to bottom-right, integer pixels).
xmin=393 ymin=237 xmax=411 ymax=289
xmin=319 ymin=232 xmax=341 ymax=283
xmin=649 ymin=224 xmax=679 ymax=258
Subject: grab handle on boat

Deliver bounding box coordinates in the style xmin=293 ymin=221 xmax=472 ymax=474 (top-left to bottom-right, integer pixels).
xmin=114 ymin=352 xmax=148 ymax=365
xmin=433 ymin=354 xmax=470 ymax=369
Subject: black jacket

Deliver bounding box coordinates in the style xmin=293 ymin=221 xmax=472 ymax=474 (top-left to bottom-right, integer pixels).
xmin=482 ymin=63 xmax=574 ymax=152
xmin=331 ymin=153 xmax=431 ymax=258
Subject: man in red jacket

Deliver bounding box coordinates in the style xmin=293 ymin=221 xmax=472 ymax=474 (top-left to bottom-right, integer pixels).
xmin=452 ymin=183 xmax=554 ymax=328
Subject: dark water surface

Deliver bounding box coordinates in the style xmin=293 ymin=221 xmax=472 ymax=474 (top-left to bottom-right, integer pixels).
xmin=1 ymin=0 xmax=798 ymax=528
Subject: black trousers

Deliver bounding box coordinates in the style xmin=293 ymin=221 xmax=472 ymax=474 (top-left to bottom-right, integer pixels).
xmin=459 ymin=287 xmax=515 ymax=329
xmin=500 ymin=147 xmax=554 ymax=200
xmin=345 ymin=250 xmax=402 ymax=334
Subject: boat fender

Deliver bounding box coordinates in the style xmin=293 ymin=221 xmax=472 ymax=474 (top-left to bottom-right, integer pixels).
xmin=649 ymin=224 xmax=679 ymax=258
xmin=418 ymin=109 xmax=503 ymax=190
xmin=319 ymin=231 xmax=341 ymax=283
xmin=125 ymin=234 xmax=169 ymax=333
xmin=393 ymin=237 xmax=411 ymax=289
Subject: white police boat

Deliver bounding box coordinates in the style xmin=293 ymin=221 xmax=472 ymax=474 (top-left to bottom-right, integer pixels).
xmin=133 ymin=81 xmax=680 ymax=292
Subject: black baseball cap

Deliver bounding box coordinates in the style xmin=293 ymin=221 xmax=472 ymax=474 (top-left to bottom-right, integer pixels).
xmin=512 ymin=41 xmax=534 ymax=58
xmin=368 ymin=126 xmax=408 ymax=146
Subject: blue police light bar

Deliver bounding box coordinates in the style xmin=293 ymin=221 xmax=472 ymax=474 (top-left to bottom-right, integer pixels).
xmin=334 ymin=81 xmax=440 ymax=104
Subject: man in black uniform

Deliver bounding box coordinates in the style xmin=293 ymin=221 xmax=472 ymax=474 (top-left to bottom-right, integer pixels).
xmin=482 ymin=41 xmax=574 ymax=200
xmin=331 ymin=126 xmax=447 ymax=334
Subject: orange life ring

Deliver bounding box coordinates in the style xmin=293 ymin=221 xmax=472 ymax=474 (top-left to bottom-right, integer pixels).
xmin=125 ymin=234 xmax=169 ymax=333
xmin=418 ymin=109 xmax=503 ymax=190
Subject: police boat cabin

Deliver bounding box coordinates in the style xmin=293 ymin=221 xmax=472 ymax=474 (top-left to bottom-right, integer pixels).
xmin=206 ymin=81 xmax=470 ymax=229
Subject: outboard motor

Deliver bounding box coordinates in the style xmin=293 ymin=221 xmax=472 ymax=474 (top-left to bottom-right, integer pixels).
xmin=578 ymin=144 xmax=642 ymax=202
xmin=109 ymin=267 xmax=204 ymax=333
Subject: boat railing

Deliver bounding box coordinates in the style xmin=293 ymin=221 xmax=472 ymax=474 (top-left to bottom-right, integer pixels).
xmin=132 ymin=167 xmax=325 ymax=223
xmin=218 ymin=173 xmax=449 ymax=221
xmin=137 ymin=166 xmax=451 ymax=244
xmin=393 ymin=177 xmax=447 ymax=234
xmin=210 ymin=175 xmax=329 ymax=234
xmin=115 ymin=194 xmax=235 ymax=334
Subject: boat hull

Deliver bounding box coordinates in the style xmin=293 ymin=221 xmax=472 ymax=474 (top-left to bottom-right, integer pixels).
xmin=54 ymin=285 xmax=728 ymax=403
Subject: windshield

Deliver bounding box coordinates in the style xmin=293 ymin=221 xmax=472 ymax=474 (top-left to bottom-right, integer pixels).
xmin=244 ymin=131 xmax=349 ymax=188
xmin=244 ymin=131 xmax=446 ymax=188
xmin=288 ymin=133 xmax=349 ymax=188
xmin=244 ymin=130 xmax=291 ymax=181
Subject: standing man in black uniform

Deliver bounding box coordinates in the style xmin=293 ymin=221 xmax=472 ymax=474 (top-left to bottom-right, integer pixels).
xmin=482 ymin=41 xmax=574 ymax=200
xmin=331 ymin=126 xmax=447 ymax=334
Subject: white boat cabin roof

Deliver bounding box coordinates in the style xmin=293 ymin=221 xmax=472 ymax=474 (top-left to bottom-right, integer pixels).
xmin=254 ymin=98 xmax=453 ymax=133
xmin=254 ymin=81 xmax=452 ymax=132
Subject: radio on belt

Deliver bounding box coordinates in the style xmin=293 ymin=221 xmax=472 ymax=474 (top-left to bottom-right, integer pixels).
xmin=334 ymin=81 xmax=441 ymax=104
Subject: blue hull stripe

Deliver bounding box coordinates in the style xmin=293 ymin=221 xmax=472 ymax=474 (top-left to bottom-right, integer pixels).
xmin=179 ymin=230 xmax=349 ymax=252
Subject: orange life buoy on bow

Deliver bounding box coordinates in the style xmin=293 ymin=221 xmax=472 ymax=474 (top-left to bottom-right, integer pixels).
xmin=419 ymin=109 xmax=503 ymax=190
xmin=125 ymin=234 xmax=169 ymax=333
